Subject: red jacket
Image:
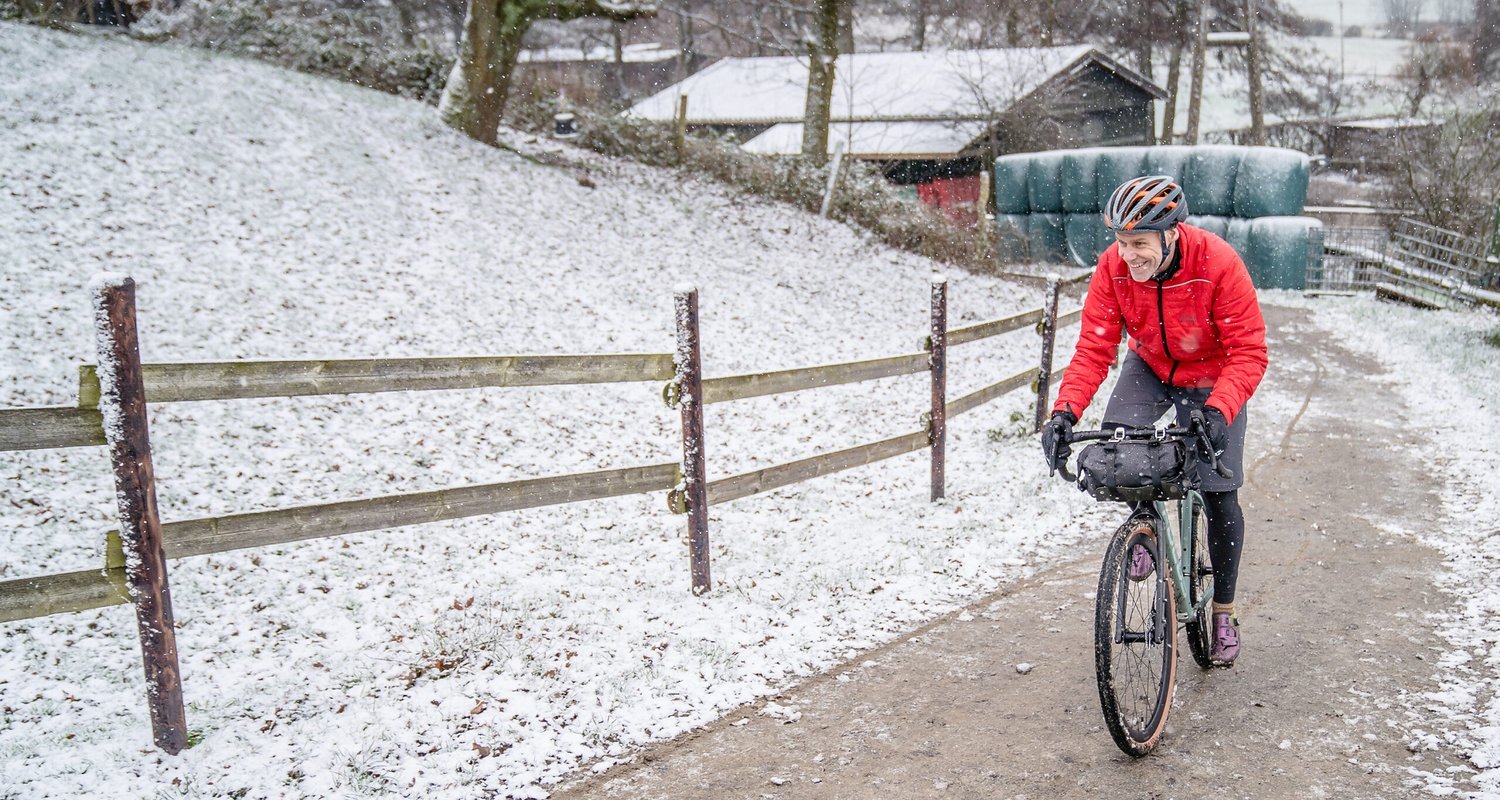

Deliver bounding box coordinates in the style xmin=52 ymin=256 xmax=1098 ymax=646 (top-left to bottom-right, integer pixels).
xmin=1053 ymin=223 xmax=1268 ymax=424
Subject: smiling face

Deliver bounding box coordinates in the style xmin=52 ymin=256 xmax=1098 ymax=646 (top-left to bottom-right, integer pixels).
xmin=1115 ymin=227 xmax=1179 ymax=282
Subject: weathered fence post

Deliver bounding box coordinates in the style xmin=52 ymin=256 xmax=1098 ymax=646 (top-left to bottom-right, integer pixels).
xmin=819 ymin=141 xmax=846 ymax=218
xmin=1034 ymin=274 xmax=1061 ymax=432
xmin=674 ymin=94 xmax=689 ymax=164
xmin=674 ymin=286 xmax=711 ymax=595
xmin=929 ymin=276 xmax=948 ymax=501
xmin=91 ymin=274 xmax=188 ymax=754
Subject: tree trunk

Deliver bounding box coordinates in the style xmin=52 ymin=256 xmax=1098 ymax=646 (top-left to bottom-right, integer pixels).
xmin=911 ymin=0 xmax=926 ymax=50
xmin=1185 ymin=0 xmax=1207 ymax=144
xmin=1244 ymin=0 xmax=1265 ymax=145
xmin=440 ymin=0 xmax=529 ymax=144
xmin=1160 ymin=0 xmax=1189 ymax=144
xmin=439 ymin=0 xmax=655 ymax=145
xmin=801 ymin=0 xmax=841 ymax=165
xmin=610 ymin=20 xmax=626 ymax=104
xmin=676 ymin=0 xmax=695 ymax=81
xmin=836 ymin=0 xmax=854 ymax=54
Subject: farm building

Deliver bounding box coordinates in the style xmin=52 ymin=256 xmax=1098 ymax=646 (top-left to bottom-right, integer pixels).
xmin=627 ymin=47 xmax=1165 ymax=223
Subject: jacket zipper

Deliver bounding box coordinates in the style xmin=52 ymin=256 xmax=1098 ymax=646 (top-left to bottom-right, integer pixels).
xmin=1155 ymin=281 xmax=1180 ymax=385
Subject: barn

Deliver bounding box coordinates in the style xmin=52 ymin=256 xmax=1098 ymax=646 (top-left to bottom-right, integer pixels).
xmin=627 ymin=46 xmax=1165 ymax=223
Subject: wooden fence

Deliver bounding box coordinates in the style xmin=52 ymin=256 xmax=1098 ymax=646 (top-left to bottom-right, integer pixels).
xmin=0 ymin=274 xmax=1079 ymax=752
xmin=664 ymin=277 xmax=1081 ymax=595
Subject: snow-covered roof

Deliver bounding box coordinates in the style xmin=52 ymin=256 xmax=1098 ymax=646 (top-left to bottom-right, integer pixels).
xmin=740 ymin=119 xmax=992 ymax=158
xmin=519 ymin=41 xmax=677 ymax=64
xmin=1334 ymin=116 xmax=1434 ymax=129
xmin=627 ymin=46 xmax=1159 ymax=126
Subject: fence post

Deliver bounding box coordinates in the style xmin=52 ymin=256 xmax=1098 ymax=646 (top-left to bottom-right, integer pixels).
xmin=929 ymin=276 xmax=947 ymax=501
xmin=91 ymin=274 xmax=188 ymax=755
xmin=674 ymin=286 xmax=711 ymax=595
xmin=674 ymin=94 xmax=689 ymax=165
xmin=819 ymin=141 xmax=846 ymax=217
xmin=1034 ymin=274 xmax=1061 ymax=432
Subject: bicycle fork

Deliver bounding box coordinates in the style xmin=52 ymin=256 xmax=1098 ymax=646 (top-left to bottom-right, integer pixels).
xmin=1113 ymin=520 xmax=1172 ymax=646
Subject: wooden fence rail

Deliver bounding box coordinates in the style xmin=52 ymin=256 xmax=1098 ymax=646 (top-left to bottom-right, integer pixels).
xmin=0 ymin=407 xmax=106 ymax=451
xmin=703 ymin=430 xmax=932 ymax=507
xmin=697 ymin=352 xmax=930 ymax=405
xmin=78 ymin=354 xmax=675 ymax=407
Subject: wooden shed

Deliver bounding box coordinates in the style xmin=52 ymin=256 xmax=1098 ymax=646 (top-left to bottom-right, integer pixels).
xmin=627 ymin=47 xmax=1164 ymax=220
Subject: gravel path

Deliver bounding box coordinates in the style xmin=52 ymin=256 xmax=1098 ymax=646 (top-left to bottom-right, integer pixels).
xmin=553 ymin=303 xmax=1476 ymax=800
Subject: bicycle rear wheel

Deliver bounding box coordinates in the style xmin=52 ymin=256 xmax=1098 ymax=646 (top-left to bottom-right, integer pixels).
xmin=1184 ymin=500 xmax=1217 ymax=669
xmin=1094 ymin=514 xmax=1177 ymax=757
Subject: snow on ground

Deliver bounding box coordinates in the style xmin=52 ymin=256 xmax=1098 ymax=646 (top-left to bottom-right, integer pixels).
xmin=2 ymin=21 xmax=1495 ymax=800
xmin=0 ymin=22 xmax=1110 ymax=799
xmin=1283 ymin=294 xmax=1500 ymax=798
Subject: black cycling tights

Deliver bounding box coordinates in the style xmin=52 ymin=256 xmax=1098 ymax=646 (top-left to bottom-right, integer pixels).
xmin=1201 ymin=490 xmax=1245 ymax=605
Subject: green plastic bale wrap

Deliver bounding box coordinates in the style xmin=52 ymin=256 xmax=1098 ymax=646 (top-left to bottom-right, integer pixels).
xmin=1144 ymin=146 xmax=1192 ymax=188
xmin=1065 ymin=213 xmax=1107 ymax=267
xmin=1095 ymin=148 xmax=1150 ymax=209
xmin=1233 ymin=148 xmax=1309 ymax=217
xmin=1184 ymin=146 xmax=1242 ymax=216
xmin=994 ymin=213 xmax=1031 ymax=263
xmin=1222 ymin=218 xmax=1255 ymax=258
xmin=1246 ymin=217 xmax=1321 ymax=290
xmin=1061 ymin=151 xmax=1100 ymax=213
xmin=992 ymin=157 xmax=1032 ymax=214
xmin=1027 ymin=213 xmax=1068 ymax=263
xmin=1190 ymin=216 xmax=1230 ymax=239
xmin=1026 ymin=153 xmax=1067 ymax=213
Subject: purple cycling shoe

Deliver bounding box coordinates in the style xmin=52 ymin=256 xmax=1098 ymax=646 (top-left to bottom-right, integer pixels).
xmin=1211 ymin=612 xmax=1240 ymax=665
xmin=1127 ymin=541 xmax=1154 ymax=581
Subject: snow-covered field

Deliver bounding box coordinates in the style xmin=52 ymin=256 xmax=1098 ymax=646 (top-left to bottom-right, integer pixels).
xmin=2 ymin=21 xmax=1497 ymax=800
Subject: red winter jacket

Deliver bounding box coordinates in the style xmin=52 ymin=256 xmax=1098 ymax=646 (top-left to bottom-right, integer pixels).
xmin=1053 ymin=223 xmax=1268 ymax=424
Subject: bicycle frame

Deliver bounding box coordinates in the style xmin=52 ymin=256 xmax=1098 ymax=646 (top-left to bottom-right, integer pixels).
xmin=1150 ymin=490 xmax=1210 ymax=624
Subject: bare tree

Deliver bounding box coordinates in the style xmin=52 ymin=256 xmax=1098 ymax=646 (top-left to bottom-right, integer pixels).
xmin=802 ymin=0 xmax=847 ymax=164
xmin=1384 ymin=99 xmax=1500 ymax=238
xmin=439 ymin=0 xmax=656 ymax=144
xmin=1382 ymin=0 xmax=1425 ymax=35
xmin=1476 ymin=0 xmax=1499 ymax=80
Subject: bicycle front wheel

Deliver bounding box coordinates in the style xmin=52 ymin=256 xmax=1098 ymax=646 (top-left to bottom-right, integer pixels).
xmin=1184 ymin=500 xmax=1217 ymax=670
xmin=1094 ymin=514 xmax=1177 ymax=757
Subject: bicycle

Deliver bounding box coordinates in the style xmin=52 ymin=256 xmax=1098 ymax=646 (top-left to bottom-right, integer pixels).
xmin=1054 ymin=417 xmax=1233 ymax=757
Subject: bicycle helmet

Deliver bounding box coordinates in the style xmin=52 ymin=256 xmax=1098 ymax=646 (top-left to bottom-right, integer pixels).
xmin=1103 ymin=175 xmax=1187 ymax=232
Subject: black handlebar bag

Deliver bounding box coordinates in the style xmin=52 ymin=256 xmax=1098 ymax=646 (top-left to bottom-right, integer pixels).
xmin=1076 ymin=436 xmax=1193 ymax=503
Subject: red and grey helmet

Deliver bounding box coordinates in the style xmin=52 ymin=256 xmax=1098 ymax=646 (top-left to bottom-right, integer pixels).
xmin=1103 ymin=175 xmax=1188 ymax=232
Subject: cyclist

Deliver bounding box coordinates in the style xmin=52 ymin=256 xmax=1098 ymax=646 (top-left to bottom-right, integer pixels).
xmin=1039 ymin=175 xmax=1268 ymax=666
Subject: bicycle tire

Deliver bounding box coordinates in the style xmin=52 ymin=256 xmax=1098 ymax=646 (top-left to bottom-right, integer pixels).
xmin=1094 ymin=514 xmax=1177 ymax=757
xmin=1184 ymin=500 xmax=1217 ymax=669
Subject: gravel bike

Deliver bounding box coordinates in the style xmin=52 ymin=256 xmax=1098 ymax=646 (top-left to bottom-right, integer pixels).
xmin=1056 ymin=418 xmax=1233 ymax=757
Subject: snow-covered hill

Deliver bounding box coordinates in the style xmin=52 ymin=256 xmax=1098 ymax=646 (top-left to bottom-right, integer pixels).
xmin=0 ymin=22 xmax=1103 ymax=799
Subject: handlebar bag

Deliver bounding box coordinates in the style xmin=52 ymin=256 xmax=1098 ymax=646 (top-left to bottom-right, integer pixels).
xmin=1077 ymin=438 xmax=1189 ymax=503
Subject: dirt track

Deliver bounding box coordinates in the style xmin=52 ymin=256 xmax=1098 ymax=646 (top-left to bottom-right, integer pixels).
xmin=553 ymin=304 xmax=1474 ymax=800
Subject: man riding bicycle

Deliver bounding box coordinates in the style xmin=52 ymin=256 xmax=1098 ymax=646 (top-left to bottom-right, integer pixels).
xmin=1040 ymin=175 xmax=1268 ymax=666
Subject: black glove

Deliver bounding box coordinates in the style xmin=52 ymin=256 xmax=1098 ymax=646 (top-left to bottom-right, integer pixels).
xmin=1040 ymin=411 xmax=1076 ymax=474
xmin=1190 ymin=407 xmax=1229 ymax=456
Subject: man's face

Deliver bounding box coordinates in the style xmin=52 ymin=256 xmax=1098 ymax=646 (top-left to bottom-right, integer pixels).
xmin=1116 ymin=228 xmax=1178 ymax=282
